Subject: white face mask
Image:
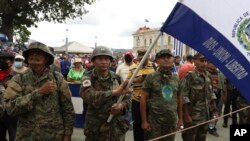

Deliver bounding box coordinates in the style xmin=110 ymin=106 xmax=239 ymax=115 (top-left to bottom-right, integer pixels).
xmin=13 ymin=61 xmax=23 ymax=68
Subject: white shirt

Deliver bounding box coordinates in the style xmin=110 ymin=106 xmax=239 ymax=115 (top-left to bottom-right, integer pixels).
xmin=116 ymin=62 xmax=134 ymax=81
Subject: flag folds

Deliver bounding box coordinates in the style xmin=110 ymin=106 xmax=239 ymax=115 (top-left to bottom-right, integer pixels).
xmin=161 ymin=0 xmax=250 ymax=102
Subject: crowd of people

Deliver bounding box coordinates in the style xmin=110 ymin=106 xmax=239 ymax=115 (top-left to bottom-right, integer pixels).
xmin=1 ymin=40 xmax=250 ymax=141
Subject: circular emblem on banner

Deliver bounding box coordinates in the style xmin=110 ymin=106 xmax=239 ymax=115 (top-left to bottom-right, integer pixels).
xmin=237 ymin=18 xmax=250 ymax=51
xmin=161 ymin=85 xmax=173 ymax=101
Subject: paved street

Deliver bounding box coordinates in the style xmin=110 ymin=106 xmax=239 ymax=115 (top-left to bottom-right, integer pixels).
xmin=72 ymin=117 xmax=231 ymax=141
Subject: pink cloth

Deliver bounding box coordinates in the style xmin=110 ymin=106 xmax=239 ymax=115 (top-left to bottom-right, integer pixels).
xmin=178 ymin=62 xmax=195 ymax=79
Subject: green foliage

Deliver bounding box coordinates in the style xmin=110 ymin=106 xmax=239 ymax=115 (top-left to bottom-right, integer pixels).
xmin=14 ymin=25 xmax=31 ymax=44
xmin=0 ymin=0 xmax=96 ymax=41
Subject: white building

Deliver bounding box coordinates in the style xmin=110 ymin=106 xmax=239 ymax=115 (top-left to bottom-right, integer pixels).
xmin=132 ymin=26 xmax=197 ymax=57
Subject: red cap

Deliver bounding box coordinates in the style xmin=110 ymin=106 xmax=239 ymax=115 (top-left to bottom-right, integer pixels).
xmin=124 ymin=51 xmax=133 ymax=57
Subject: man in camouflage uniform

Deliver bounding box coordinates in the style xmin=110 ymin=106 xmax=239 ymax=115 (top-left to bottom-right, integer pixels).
xmin=181 ymin=53 xmax=217 ymax=141
xmin=3 ymin=42 xmax=75 ymax=141
xmin=206 ymin=61 xmax=225 ymax=137
xmin=140 ymin=49 xmax=183 ymax=141
xmin=79 ymin=46 xmax=131 ymax=141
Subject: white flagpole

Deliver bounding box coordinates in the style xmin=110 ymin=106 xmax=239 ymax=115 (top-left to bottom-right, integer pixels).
xmin=107 ymin=32 xmax=162 ymax=123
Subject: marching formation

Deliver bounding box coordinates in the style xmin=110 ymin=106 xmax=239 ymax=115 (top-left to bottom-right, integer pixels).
xmin=1 ymin=41 xmax=250 ymax=141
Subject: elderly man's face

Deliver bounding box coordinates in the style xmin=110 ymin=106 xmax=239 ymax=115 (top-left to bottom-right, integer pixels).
xmin=27 ymin=50 xmax=48 ymax=73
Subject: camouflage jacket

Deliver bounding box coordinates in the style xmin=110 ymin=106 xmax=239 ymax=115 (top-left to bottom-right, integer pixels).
xmin=80 ymin=69 xmax=130 ymax=141
xmin=180 ymin=70 xmax=215 ymax=124
xmin=142 ymin=70 xmax=180 ymax=126
xmin=3 ymin=68 xmax=75 ymax=141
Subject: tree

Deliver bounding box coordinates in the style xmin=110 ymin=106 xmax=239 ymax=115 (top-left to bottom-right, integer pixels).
xmin=13 ymin=25 xmax=31 ymax=44
xmin=0 ymin=0 xmax=95 ymax=42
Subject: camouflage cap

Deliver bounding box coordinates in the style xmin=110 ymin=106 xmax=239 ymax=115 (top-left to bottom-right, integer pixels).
xmin=193 ymin=53 xmax=205 ymax=60
xmin=137 ymin=49 xmax=147 ymax=57
xmin=155 ymin=49 xmax=173 ymax=59
xmin=22 ymin=42 xmax=54 ymax=66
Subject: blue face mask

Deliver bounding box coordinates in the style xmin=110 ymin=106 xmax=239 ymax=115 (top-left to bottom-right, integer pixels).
xmin=14 ymin=61 xmax=23 ymax=68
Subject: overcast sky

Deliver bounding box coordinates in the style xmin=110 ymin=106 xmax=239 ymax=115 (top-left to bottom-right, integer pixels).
xmin=28 ymin=0 xmax=177 ymax=49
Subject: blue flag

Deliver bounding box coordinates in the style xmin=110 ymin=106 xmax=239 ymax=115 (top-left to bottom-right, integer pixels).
xmin=161 ymin=0 xmax=250 ymax=103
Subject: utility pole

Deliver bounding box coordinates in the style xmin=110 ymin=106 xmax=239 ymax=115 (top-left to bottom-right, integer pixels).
xmin=95 ymin=36 xmax=97 ymax=48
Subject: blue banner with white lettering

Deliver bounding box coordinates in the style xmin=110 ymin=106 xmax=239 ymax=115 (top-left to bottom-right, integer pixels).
xmin=161 ymin=0 xmax=250 ymax=103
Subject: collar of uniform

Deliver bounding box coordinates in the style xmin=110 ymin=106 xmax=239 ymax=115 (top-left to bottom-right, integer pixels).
xmin=194 ymin=69 xmax=209 ymax=77
xmin=158 ymin=67 xmax=173 ymax=75
xmin=92 ymin=69 xmax=117 ymax=80
xmin=27 ymin=67 xmax=50 ymax=81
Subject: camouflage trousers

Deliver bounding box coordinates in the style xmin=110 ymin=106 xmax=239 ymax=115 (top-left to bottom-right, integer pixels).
xmin=145 ymin=124 xmax=176 ymax=141
xmin=238 ymin=104 xmax=250 ymax=124
xmin=85 ymin=120 xmax=128 ymax=141
xmin=182 ymin=123 xmax=208 ymax=141
xmin=85 ymin=135 xmax=125 ymax=141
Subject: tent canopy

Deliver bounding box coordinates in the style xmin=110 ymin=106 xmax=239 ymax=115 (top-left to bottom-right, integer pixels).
xmin=54 ymin=41 xmax=93 ymax=54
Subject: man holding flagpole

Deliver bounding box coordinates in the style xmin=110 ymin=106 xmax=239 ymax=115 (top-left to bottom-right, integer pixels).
xmin=79 ymin=46 xmax=131 ymax=141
